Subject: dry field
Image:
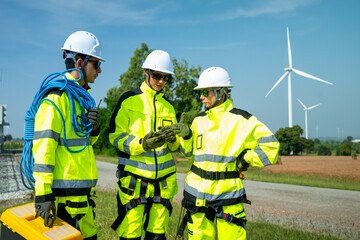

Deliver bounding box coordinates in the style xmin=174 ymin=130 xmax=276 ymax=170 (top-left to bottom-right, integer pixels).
xmin=265 ymin=155 xmax=360 ymax=181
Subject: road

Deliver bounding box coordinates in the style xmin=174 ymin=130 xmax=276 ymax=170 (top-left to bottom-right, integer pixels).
xmin=96 ymin=161 xmax=360 ymax=239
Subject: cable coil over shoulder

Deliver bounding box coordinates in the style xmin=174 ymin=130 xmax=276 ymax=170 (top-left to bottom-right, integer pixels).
xmin=19 ymin=69 xmax=96 ymax=190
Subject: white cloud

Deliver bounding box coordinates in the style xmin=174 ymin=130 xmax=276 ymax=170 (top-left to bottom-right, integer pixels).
xmin=213 ymin=0 xmax=320 ymax=21
xmin=5 ymin=0 xmax=177 ymax=26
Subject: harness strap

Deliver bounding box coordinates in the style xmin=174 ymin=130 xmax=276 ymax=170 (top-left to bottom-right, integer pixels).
xmin=176 ymin=207 xmax=216 ymax=237
xmin=177 ymin=210 xmax=191 ymax=237
xmin=190 ymin=164 xmax=239 ymax=180
xmin=215 ymin=207 xmax=247 ymax=229
xmin=111 ymin=173 xmax=174 ymax=231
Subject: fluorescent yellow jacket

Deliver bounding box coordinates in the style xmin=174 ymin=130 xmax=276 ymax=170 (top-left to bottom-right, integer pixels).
xmin=109 ymin=81 xmax=179 ymax=181
xmin=181 ymin=99 xmax=279 ymax=208
xmin=33 ymin=73 xmax=98 ymax=204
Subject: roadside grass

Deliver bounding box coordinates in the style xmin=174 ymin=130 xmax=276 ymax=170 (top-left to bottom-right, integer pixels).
xmin=95 ymin=154 xmax=118 ymax=164
xmin=93 ymin=189 xmax=342 ymax=240
xmin=0 ymin=189 xmax=342 ymax=240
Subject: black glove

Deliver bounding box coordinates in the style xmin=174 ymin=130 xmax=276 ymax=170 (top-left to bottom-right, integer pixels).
xmin=86 ymin=108 xmax=100 ymax=130
xmin=142 ymin=131 xmax=166 ymax=151
xmin=35 ymin=201 xmax=56 ymax=227
xmin=236 ymin=151 xmax=250 ymax=173
xmin=157 ymin=126 xmax=177 ymax=143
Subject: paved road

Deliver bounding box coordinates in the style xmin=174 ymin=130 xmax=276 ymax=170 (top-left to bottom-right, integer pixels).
xmin=96 ymin=161 xmax=360 ymax=239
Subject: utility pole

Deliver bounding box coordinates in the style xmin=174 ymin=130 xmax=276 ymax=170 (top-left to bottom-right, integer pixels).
xmin=0 ymin=104 xmax=10 ymax=153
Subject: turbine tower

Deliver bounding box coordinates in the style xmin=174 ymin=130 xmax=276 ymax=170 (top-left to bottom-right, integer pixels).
xmin=297 ymin=98 xmax=321 ymax=139
xmin=265 ymin=27 xmax=333 ymax=127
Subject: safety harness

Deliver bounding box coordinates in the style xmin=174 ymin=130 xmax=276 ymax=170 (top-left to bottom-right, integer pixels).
xmin=111 ymin=171 xmax=174 ymax=231
xmin=177 ymin=206 xmax=247 ymax=238
xmin=177 ymin=164 xmax=250 ymax=237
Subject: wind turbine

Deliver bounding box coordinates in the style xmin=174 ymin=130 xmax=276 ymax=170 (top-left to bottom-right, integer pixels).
xmin=297 ymin=98 xmax=321 ymax=139
xmin=265 ymin=27 xmax=333 ymax=127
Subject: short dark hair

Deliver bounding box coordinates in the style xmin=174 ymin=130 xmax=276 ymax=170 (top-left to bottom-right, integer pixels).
xmin=63 ymin=51 xmax=87 ymax=70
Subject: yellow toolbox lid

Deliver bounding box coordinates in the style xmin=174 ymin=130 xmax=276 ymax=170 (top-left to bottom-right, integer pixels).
xmin=0 ymin=202 xmax=83 ymax=240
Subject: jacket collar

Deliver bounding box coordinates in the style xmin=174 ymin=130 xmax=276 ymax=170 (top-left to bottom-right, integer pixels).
xmin=206 ymin=99 xmax=233 ymax=119
xmin=140 ymin=81 xmax=164 ymax=99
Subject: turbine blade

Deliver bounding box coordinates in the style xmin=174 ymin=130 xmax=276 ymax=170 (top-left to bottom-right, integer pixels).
xmin=292 ymin=68 xmax=333 ymax=85
xmin=265 ymin=71 xmax=289 ymax=97
xmin=308 ymin=103 xmax=322 ymax=110
xmin=287 ymin=27 xmax=292 ymax=68
xmin=297 ymin=98 xmax=307 ymax=109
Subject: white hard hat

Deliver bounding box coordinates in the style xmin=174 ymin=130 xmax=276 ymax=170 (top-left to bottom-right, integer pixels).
xmin=194 ymin=67 xmax=233 ymax=90
xmin=142 ymin=50 xmax=174 ymax=74
xmin=62 ymin=31 xmax=105 ymax=61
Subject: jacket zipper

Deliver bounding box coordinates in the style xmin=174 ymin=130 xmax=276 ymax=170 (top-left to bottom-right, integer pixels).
xmin=153 ymin=93 xmax=158 ymax=179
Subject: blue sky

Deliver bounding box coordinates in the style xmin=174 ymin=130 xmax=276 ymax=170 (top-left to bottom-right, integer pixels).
xmin=0 ymin=0 xmax=359 ymax=139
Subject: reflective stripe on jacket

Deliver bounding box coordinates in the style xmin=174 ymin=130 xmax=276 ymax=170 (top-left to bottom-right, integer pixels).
xmin=109 ymin=81 xmax=179 ymax=180
xmin=181 ymin=99 xmax=279 ymax=207
xmin=33 ymin=72 xmax=98 ymax=201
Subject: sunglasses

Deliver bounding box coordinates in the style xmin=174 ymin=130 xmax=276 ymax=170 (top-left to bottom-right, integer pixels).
xmin=88 ymin=59 xmax=101 ymax=70
xmin=150 ymin=70 xmax=172 ymax=82
xmin=199 ymin=89 xmax=213 ymax=97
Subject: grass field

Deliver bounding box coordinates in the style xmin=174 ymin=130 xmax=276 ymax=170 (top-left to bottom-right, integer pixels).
xmin=0 ymin=189 xmax=343 ymax=240
xmin=1 ymin=154 xmax=356 ymax=239
xmin=93 ymin=189 xmax=340 ymax=240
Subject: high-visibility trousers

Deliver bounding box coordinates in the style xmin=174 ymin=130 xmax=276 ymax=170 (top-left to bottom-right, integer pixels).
xmin=117 ymin=202 xmax=170 ymax=239
xmin=187 ymin=203 xmax=247 ymax=240
xmin=56 ymin=196 xmax=97 ymax=240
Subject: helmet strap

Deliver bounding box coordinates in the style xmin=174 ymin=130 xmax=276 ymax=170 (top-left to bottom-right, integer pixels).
xmin=213 ymin=87 xmax=228 ymax=108
xmin=81 ymin=55 xmax=90 ymax=85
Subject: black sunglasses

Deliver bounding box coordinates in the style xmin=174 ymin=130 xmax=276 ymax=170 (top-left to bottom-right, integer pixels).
xmin=88 ymin=59 xmax=101 ymax=70
xmin=199 ymin=89 xmax=213 ymax=97
xmin=150 ymin=70 xmax=172 ymax=82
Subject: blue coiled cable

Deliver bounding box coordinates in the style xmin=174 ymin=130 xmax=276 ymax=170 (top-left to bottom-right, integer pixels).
xmin=19 ymin=69 xmax=96 ymax=190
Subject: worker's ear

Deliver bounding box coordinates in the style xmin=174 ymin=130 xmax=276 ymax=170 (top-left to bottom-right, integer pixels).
xmin=75 ymin=58 xmax=83 ymax=69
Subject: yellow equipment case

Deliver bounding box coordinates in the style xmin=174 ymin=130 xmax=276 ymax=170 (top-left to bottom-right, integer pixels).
xmin=0 ymin=202 xmax=82 ymax=240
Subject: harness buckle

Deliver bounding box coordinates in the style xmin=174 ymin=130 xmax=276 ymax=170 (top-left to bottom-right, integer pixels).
xmin=153 ymin=195 xmax=161 ymax=203
xmin=139 ymin=196 xmax=147 ymax=204
xmin=224 ymin=213 xmax=234 ymax=223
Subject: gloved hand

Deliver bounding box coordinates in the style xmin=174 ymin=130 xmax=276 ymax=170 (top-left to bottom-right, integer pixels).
xmin=86 ymin=108 xmax=100 ymax=130
xmin=142 ymin=131 xmax=166 ymax=151
xmin=236 ymin=155 xmax=250 ymax=173
xmin=170 ymin=112 xmax=190 ymax=138
xmin=35 ymin=201 xmax=56 ymax=227
xmin=157 ymin=126 xmax=177 ymax=143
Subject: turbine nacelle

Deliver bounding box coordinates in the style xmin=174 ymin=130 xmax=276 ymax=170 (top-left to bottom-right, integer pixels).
xmin=284 ymin=67 xmax=292 ymax=72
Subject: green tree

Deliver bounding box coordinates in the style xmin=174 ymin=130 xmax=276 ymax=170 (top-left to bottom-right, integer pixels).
xmin=5 ymin=134 xmax=12 ymax=141
xmin=170 ymin=58 xmax=202 ymax=120
xmin=104 ymin=43 xmax=150 ymax=111
xmin=304 ymin=138 xmax=315 ymax=154
xmin=337 ymin=141 xmax=352 ymax=156
xmin=275 ymin=125 xmax=307 ymax=155
xmin=318 ymin=145 xmax=332 ymax=155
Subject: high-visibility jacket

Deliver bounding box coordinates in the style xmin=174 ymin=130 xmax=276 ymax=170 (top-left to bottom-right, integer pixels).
xmin=180 ymin=99 xmax=279 ymax=208
xmin=33 ymin=72 xmax=99 ymax=204
xmin=109 ymin=81 xmax=179 ymax=181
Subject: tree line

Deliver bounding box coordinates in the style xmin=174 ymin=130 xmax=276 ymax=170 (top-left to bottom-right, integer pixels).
xmin=275 ymin=125 xmax=359 ymax=156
